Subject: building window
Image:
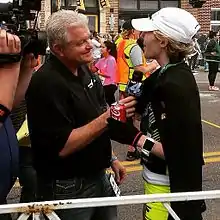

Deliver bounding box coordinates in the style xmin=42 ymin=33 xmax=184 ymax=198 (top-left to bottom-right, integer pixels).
xmin=87 ymin=15 xmax=98 ymax=31
xmin=119 ymin=0 xmax=138 ymax=10
xmin=140 ymin=0 xmax=158 ymax=10
xmin=68 ymin=0 xmax=77 ymax=6
xmin=211 ymin=9 xmax=220 ymax=21
xmin=160 ymin=1 xmax=178 ymax=7
xmin=84 ymin=0 xmax=97 ymax=7
xmin=211 ymin=8 xmax=220 ymax=32
xmin=120 ymin=0 xmax=179 ymax=11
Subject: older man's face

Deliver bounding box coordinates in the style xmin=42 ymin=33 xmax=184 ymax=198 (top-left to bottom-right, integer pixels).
xmin=61 ymin=25 xmax=93 ymax=65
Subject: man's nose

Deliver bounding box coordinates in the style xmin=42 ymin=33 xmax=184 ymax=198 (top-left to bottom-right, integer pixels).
xmin=86 ymin=39 xmax=93 ymax=49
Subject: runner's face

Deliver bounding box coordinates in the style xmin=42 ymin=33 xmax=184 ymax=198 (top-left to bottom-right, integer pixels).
xmin=141 ymin=32 xmax=162 ymax=59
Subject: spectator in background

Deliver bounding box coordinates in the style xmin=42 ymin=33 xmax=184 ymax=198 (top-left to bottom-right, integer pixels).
xmin=197 ymin=33 xmax=208 ymax=71
xmin=94 ymin=40 xmax=118 ymax=106
xmin=11 ymin=100 xmax=37 ymax=206
xmin=188 ymin=37 xmax=201 ymax=73
xmin=91 ymin=31 xmax=101 ymax=61
xmin=205 ymin=31 xmax=220 ymax=91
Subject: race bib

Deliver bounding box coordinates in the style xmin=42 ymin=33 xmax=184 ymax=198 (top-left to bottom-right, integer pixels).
xmin=109 ymin=174 xmax=121 ymax=197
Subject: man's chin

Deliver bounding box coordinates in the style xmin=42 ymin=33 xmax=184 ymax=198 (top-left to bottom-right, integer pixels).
xmin=82 ymin=56 xmax=93 ymax=64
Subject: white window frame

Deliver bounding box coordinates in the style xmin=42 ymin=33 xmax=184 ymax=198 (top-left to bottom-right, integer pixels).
xmin=211 ymin=8 xmax=220 ymax=31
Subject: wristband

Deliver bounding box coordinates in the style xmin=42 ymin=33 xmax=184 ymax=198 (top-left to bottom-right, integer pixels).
xmin=142 ymin=137 xmax=155 ymax=157
xmin=0 ymin=104 xmax=11 ymax=123
xmin=132 ymin=131 xmax=143 ymax=147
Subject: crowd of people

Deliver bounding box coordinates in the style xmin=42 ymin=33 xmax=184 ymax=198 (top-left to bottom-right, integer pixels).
xmin=186 ymin=30 xmax=220 ymax=90
xmin=0 ymin=6 xmax=214 ymax=220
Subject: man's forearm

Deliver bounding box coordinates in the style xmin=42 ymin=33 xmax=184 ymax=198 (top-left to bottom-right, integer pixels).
xmin=0 ymin=67 xmax=20 ymax=109
xmin=59 ymin=111 xmax=110 ymax=157
xmin=0 ymin=67 xmax=20 ymax=128
xmin=13 ymin=68 xmax=33 ymax=108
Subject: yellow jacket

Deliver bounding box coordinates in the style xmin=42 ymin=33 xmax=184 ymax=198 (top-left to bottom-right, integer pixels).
xmin=16 ymin=116 xmax=31 ymax=147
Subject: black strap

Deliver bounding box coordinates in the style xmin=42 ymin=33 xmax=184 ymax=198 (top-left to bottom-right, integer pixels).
xmin=0 ymin=53 xmax=21 ymax=65
xmin=0 ymin=104 xmax=11 ymax=123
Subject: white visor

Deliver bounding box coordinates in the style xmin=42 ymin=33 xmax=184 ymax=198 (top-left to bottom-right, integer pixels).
xmin=131 ymin=18 xmax=157 ymax=32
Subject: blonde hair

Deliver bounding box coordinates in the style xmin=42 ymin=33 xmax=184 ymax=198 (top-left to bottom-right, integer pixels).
xmin=121 ymin=29 xmax=133 ymax=39
xmin=153 ymin=31 xmax=193 ymax=63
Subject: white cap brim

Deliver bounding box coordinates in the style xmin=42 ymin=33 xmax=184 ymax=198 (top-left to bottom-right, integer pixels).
xmin=131 ymin=18 xmax=157 ymax=32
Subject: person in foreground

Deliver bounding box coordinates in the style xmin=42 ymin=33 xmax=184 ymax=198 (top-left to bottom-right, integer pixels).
xmin=109 ymin=7 xmax=206 ymax=220
xmin=0 ymin=29 xmax=38 ymax=220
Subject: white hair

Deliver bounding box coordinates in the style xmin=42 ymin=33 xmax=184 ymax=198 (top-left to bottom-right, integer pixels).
xmin=46 ymin=10 xmax=89 ymax=48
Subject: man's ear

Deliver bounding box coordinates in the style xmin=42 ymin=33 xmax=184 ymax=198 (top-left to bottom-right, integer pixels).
xmin=52 ymin=43 xmax=65 ymax=57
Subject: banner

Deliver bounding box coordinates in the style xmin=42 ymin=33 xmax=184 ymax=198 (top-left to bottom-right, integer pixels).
xmin=76 ymin=0 xmax=86 ymax=11
xmin=57 ymin=0 xmax=61 ymax=10
xmin=99 ymin=0 xmax=110 ymax=9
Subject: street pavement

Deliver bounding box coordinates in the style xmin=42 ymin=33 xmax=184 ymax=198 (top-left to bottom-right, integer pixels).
xmin=6 ymin=69 xmax=220 ymax=220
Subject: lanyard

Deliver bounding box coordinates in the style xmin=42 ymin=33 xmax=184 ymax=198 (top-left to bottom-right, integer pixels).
xmin=159 ymin=61 xmax=184 ymax=76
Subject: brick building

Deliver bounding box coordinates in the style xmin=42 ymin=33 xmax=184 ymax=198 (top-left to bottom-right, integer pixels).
xmin=39 ymin=0 xmax=220 ymax=34
xmin=181 ymin=0 xmax=220 ymax=34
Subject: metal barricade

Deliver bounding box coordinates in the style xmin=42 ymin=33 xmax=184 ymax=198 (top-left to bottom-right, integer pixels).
xmin=1 ymin=190 xmax=220 ymax=220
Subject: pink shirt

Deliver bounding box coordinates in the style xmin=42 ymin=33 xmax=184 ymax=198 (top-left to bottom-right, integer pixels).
xmin=95 ymin=55 xmax=117 ymax=86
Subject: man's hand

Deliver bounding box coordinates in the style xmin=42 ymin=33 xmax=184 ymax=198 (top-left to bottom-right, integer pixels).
xmin=0 ymin=30 xmax=21 ymax=114
xmin=0 ymin=30 xmax=20 ymax=55
xmin=119 ymin=96 xmax=137 ymax=118
xmin=0 ymin=29 xmax=21 ymax=69
xmin=20 ymin=54 xmax=38 ymax=73
xmin=111 ymin=160 xmax=126 ymax=185
xmin=108 ymin=118 xmax=141 ymax=145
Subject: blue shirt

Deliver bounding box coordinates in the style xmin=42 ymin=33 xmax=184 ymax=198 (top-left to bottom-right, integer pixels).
xmin=0 ymin=118 xmax=18 ymax=203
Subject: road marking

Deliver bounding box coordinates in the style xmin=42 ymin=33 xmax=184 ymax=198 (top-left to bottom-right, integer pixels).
xmin=204 ymin=156 xmax=220 ymax=163
xmin=125 ymin=156 xmax=220 ymax=174
xmin=203 ymin=152 xmax=220 ymax=157
xmin=122 ymin=153 xmax=220 ymax=174
xmin=121 ymin=160 xmax=140 ymax=166
xmin=202 ymin=119 xmax=220 ymax=129
xmin=121 ymin=152 xmax=220 ymax=167
xmin=13 ymin=154 xmax=220 ymax=188
xmin=125 ymin=166 xmax=142 ymax=173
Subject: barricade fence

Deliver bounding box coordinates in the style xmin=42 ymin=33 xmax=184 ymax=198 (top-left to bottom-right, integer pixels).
xmin=1 ymin=190 xmax=220 ymax=220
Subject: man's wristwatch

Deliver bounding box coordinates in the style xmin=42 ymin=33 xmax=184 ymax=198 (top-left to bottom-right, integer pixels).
xmin=110 ymin=155 xmax=118 ymax=163
xmin=142 ymin=137 xmax=155 ymax=157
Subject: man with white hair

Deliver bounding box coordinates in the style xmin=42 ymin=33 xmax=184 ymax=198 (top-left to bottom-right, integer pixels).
xmin=26 ymin=10 xmax=137 ymax=220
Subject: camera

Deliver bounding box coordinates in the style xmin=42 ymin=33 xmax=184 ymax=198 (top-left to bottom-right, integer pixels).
xmin=189 ymin=0 xmax=206 ymax=8
xmin=0 ymin=0 xmax=47 ymax=64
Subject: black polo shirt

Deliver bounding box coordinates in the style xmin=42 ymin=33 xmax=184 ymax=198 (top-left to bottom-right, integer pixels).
xmin=26 ymin=55 xmax=112 ymax=179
